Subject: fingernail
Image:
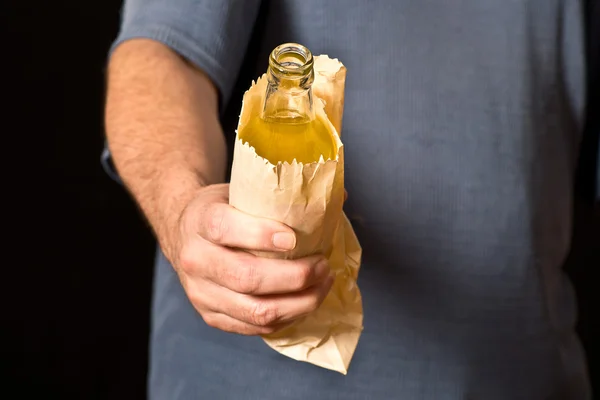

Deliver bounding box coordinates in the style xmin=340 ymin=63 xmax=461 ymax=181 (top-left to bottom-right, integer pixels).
xmin=272 ymin=232 xmax=296 ymax=250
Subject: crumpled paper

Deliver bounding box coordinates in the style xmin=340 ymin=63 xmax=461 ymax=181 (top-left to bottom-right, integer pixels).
xmin=228 ymin=55 xmax=363 ymax=375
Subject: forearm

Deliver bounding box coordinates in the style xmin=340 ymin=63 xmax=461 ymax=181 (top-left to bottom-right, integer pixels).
xmin=104 ymin=39 xmax=226 ymax=253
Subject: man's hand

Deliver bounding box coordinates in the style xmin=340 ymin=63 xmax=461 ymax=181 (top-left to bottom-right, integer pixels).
xmin=170 ymin=183 xmax=334 ymax=336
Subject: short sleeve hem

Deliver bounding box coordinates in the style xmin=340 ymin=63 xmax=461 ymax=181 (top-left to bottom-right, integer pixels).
xmin=109 ymin=23 xmax=233 ymax=111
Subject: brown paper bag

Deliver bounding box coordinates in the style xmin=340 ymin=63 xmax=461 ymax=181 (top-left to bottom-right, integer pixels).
xmin=229 ymin=55 xmax=363 ymax=375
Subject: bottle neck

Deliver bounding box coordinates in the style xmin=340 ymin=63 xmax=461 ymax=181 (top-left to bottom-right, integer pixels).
xmin=261 ymin=43 xmax=315 ymax=124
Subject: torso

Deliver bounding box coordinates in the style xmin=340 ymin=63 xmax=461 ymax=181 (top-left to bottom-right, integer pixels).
xmin=152 ymin=1 xmax=590 ymax=398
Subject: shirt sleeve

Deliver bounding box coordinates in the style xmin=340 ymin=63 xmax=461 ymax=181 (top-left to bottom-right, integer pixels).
xmin=112 ymin=0 xmax=262 ymax=107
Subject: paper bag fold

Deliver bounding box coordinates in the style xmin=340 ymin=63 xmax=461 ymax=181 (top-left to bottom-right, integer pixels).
xmin=229 ymin=55 xmax=363 ymax=375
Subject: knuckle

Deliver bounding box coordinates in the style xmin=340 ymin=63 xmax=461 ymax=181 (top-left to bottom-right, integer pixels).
xmin=202 ymin=313 xmax=220 ymax=329
xmin=178 ymin=246 xmax=197 ymax=275
xmin=249 ymin=301 xmax=279 ymax=326
xmin=229 ymin=258 xmax=261 ymax=294
xmin=291 ymin=263 xmax=315 ymax=290
xmin=186 ymin=289 xmax=205 ymax=309
xmin=205 ymin=205 xmax=227 ymax=243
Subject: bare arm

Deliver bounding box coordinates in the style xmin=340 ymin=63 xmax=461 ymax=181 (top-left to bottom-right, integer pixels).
xmin=104 ymin=38 xmax=226 ymax=259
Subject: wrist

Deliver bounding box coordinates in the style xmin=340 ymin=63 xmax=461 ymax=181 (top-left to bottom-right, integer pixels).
xmin=152 ymin=164 xmax=209 ymax=260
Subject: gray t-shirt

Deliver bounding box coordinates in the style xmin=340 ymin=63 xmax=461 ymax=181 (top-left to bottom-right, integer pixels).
xmin=109 ymin=1 xmax=592 ymax=399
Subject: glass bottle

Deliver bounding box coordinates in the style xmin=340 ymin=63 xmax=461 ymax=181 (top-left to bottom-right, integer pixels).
xmin=239 ymin=43 xmax=337 ymax=165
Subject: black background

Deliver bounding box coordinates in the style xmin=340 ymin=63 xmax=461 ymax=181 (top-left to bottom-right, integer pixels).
xmin=2 ymin=1 xmax=598 ymax=399
xmin=3 ymin=2 xmax=155 ymax=399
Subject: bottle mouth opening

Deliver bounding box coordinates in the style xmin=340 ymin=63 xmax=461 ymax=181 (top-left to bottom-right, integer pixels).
xmin=269 ymin=43 xmax=314 ymax=79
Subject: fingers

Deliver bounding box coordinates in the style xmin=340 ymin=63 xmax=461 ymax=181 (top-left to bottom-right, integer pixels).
xmin=228 ymin=273 xmax=334 ymax=326
xmin=181 ymin=245 xmax=330 ymax=295
xmin=178 ymin=183 xmax=342 ymax=336
xmin=196 ymin=202 xmax=297 ymax=252
xmin=202 ymin=312 xmax=292 ymax=336
xmin=194 ymin=273 xmax=334 ymax=330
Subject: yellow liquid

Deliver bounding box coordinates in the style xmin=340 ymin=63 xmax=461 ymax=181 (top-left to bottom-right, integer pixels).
xmin=239 ymin=116 xmax=337 ymax=165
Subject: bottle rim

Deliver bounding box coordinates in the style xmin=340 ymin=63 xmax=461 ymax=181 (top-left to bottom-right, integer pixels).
xmin=269 ymin=43 xmax=314 ymax=80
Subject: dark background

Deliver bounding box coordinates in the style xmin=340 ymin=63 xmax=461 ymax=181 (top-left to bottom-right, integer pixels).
xmin=2 ymin=1 xmax=598 ymax=399
xmin=3 ymin=1 xmax=155 ymax=399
